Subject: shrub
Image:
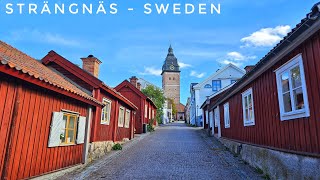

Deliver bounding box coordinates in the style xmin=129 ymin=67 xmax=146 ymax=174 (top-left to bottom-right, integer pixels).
xmin=112 ymin=143 xmax=122 ymax=150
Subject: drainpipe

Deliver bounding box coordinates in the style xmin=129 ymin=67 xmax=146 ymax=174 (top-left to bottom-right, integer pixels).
xmin=83 ymin=105 xmax=93 ymax=164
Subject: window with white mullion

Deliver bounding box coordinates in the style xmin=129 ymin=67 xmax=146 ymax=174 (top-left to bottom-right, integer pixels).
xmin=242 ymin=88 xmax=255 ymax=126
xmin=275 ymin=54 xmax=310 ymax=121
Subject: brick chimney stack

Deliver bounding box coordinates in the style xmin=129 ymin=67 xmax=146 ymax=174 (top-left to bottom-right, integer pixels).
xmin=129 ymin=76 xmax=138 ymax=87
xmin=81 ymin=55 xmax=102 ymax=78
xmin=244 ymin=65 xmax=255 ymax=73
xmin=137 ymin=82 xmax=141 ymax=90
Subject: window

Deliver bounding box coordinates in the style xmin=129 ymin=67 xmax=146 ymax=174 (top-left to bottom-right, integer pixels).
xmin=205 ymin=111 xmax=209 ymax=124
xmin=224 ymin=103 xmax=230 ymax=128
xmin=149 ymin=107 xmax=151 ymax=119
xmin=242 ymin=88 xmax=255 ymax=126
xmin=231 ymin=80 xmax=237 ymax=84
xmin=124 ymin=110 xmax=130 ymax=128
xmin=275 ymin=54 xmax=310 ymax=121
xmin=145 ymin=104 xmax=148 ymax=118
xmin=101 ymin=98 xmax=111 ymax=125
xmin=152 ymin=110 xmax=155 ymax=119
xmin=48 ymin=111 xmax=86 ymax=147
xmin=204 ymin=84 xmax=212 ymax=88
xmin=60 ymin=113 xmax=77 ymax=144
xmin=212 ymin=80 xmax=221 ymax=92
xmin=118 ymin=107 xmax=125 ymax=127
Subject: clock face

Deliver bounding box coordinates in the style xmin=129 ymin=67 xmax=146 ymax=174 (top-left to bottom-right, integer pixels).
xmin=170 ymin=65 xmax=175 ymax=70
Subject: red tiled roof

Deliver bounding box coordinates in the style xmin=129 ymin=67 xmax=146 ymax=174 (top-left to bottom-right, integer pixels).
xmin=0 ymin=41 xmax=101 ymax=105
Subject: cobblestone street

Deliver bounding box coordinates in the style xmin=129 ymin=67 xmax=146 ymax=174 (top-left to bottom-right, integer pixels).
xmin=60 ymin=122 xmax=262 ymax=180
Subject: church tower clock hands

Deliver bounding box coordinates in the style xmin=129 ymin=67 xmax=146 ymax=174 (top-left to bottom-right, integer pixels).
xmin=161 ymin=45 xmax=181 ymax=107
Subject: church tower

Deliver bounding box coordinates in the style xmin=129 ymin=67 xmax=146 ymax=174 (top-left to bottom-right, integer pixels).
xmin=162 ymin=45 xmax=181 ymax=106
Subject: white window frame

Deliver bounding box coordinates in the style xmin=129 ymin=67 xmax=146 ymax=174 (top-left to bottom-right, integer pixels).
xmin=224 ymin=103 xmax=230 ymax=128
xmin=124 ymin=109 xmax=131 ymax=128
xmin=242 ymin=88 xmax=255 ymax=126
xmin=101 ymin=98 xmax=112 ymax=125
xmin=275 ymin=54 xmax=310 ymax=121
xmin=118 ymin=106 xmax=125 ymax=127
xmin=152 ymin=110 xmax=155 ymax=119
xmin=205 ymin=110 xmax=209 ymax=125
xmin=145 ymin=104 xmax=148 ymax=118
xmin=149 ymin=107 xmax=151 ymax=119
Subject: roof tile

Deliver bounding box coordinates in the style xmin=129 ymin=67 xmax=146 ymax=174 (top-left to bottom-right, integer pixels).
xmin=0 ymin=41 xmax=101 ymax=105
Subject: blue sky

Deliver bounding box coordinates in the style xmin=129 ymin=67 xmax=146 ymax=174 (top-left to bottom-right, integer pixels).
xmin=0 ymin=0 xmax=318 ymax=104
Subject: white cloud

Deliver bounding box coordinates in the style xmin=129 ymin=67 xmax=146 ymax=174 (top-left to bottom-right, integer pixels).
xmin=221 ymin=60 xmax=243 ymax=67
xmin=10 ymin=28 xmax=82 ymax=47
xmin=190 ymin=71 xmax=206 ymax=78
xmin=219 ymin=51 xmax=256 ymax=67
xmin=139 ymin=67 xmax=162 ymax=76
xmin=241 ymin=25 xmax=291 ymax=48
xmin=178 ymin=61 xmax=192 ymax=69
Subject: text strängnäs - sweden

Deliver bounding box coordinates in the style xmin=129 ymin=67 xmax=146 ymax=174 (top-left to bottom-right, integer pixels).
xmin=4 ymin=2 xmax=221 ymax=15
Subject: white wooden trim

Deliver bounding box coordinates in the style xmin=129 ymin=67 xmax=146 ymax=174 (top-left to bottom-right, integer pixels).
xmin=124 ymin=109 xmax=131 ymax=128
xmin=224 ymin=102 xmax=230 ymax=128
xmin=101 ymin=98 xmax=112 ymax=125
xmin=118 ymin=106 xmax=125 ymax=127
xmin=275 ymin=54 xmax=310 ymax=121
xmin=242 ymin=88 xmax=255 ymax=126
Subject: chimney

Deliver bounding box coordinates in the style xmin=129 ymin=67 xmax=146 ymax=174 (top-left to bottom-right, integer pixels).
xmin=244 ymin=65 xmax=255 ymax=73
xmin=129 ymin=76 xmax=138 ymax=87
xmin=81 ymin=55 xmax=102 ymax=78
xmin=137 ymin=82 xmax=141 ymax=90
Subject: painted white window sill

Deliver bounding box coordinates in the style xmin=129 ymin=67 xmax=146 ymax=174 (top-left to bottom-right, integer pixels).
xmin=244 ymin=121 xmax=255 ymax=126
xmin=280 ymin=110 xmax=310 ymax=121
xmin=225 ymin=125 xmax=230 ymax=128
xmin=101 ymin=122 xmax=110 ymax=125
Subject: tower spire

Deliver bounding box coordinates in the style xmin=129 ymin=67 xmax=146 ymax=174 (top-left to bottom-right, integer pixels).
xmin=168 ymin=44 xmax=174 ymax=55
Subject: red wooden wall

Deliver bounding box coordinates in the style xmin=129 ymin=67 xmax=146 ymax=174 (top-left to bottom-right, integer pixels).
xmin=219 ymin=30 xmax=320 ymax=155
xmin=90 ymin=90 xmax=134 ymax=142
xmin=116 ymin=86 xmax=145 ymax=134
xmin=90 ymin=91 xmax=117 ymax=142
xmin=0 ymin=74 xmax=88 ymax=180
xmin=115 ymin=101 xmax=134 ymax=141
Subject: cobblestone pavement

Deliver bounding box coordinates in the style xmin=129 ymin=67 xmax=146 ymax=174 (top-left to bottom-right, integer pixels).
xmin=59 ymin=122 xmax=262 ymax=180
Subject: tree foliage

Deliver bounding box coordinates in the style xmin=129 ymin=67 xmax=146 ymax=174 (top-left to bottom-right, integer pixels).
xmin=167 ymin=98 xmax=177 ymax=116
xmin=141 ymin=85 xmax=166 ymax=124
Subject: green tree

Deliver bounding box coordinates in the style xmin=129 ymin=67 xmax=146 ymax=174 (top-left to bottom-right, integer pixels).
xmin=167 ymin=98 xmax=177 ymax=117
xmin=141 ymin=85 xmax=166 ymax=124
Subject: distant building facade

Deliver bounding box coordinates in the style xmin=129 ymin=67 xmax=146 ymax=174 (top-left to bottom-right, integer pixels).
xmin=189 ymin=64 xmax=245 ymax=126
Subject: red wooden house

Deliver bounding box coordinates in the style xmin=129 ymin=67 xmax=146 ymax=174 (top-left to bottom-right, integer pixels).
xmin=115 ymin=77 xmax=157 ymax=134
xmin=0 ymin=41 xmax=102 ymax=179
xmin=204 ymin=3 xmax=320 ymax=178
xmin=41 ymin=51 xmax=137 ymax=159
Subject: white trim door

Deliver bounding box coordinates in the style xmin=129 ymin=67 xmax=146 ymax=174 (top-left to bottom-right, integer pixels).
xmin=214 ymin=107 xmax=221 ymax=138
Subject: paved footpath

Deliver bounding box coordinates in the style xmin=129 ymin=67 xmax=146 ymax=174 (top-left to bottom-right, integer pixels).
xmin=59 ymin=122 xmax=262 ymax=180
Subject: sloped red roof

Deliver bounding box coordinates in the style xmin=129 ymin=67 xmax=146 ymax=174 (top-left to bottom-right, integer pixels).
xmin=42 ymin=50 xmax=137 ymax=110
xmin=115 ymin=80 xmax=157 ymax=109
xmin=0 ymin=41 xmax=101 ymax=105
